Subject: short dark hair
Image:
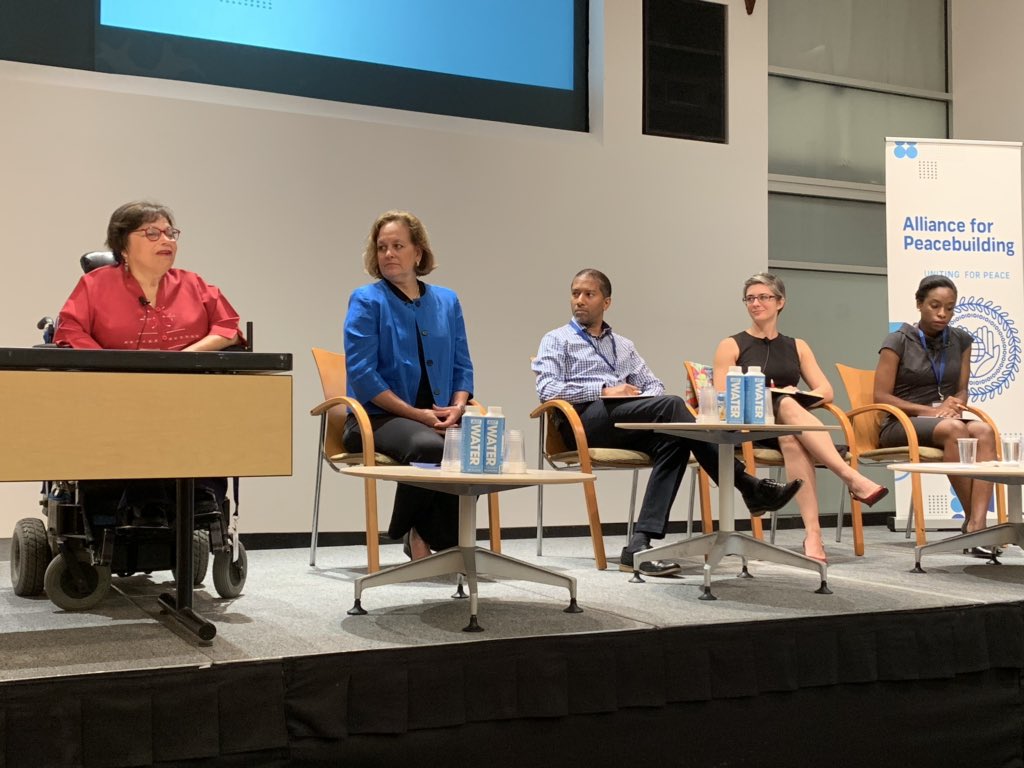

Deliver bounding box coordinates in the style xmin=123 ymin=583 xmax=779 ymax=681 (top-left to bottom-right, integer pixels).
xmin=107 ymin=201 xmax=175 ymax=264
xmin=915 ymin=275 xmax=958 ymax=304
xmin=742 ymin=272 xmax=786 ymax=313
xmin=572 ymin=268 xmax=612 ymax=297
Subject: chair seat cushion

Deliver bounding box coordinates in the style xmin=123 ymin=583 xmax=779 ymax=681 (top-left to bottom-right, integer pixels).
xmin=549 ymin=448 xmax=651 ymax=467
xmin=857 ymin=446 xmax=945 ymax=462
xmin=747 ymin=448 xmax=785 ymax=464
xmin=329 ymin=452 xmax=400 ymax=466
xmin=743 ymin=446 xmax=853 ymax=465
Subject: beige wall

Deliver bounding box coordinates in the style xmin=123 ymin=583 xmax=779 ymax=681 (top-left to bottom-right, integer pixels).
xmin=950 ymin=0 xmax=1024 ymax=144
xmin=0 ymin=0 xmax=768 ymax=536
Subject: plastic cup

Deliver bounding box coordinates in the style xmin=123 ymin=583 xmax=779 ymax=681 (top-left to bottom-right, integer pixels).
xmin=502 ymin=429 xmax=527 ymax=474
xmin=441 ymin=427 xmax=462 ymax=472
xmin=697 ymin=386 xmax=718 ymax=424
xmin=1001 ymin=436 xmax=1021 ymax=465
xmin=957 ymin=437 xmax=978 ymax=464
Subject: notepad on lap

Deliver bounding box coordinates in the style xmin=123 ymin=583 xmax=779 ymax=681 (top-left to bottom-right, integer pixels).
xmin=768 ymin=388 xmax=825 ymax=409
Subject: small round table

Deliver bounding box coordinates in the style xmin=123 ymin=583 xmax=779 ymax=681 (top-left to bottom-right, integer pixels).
xmin=340 ymin=465 xmax=594 ymax=631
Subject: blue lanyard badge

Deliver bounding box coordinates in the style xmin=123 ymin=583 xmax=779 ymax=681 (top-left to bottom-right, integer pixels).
xmin=916 ymin=326 xmax=949 ymax=398
xmin=569 ymin=321 xmax=617 ymax=373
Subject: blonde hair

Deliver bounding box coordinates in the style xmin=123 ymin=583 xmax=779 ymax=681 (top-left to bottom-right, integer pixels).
xmin=362 ymin=210 xmax=436 ymax=279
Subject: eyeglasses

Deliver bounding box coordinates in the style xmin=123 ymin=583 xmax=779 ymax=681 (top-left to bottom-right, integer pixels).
xmin=131 ymin=226 xmax=181 ymax=242
xmin=742 ymin=294 xmax=778 ymax=305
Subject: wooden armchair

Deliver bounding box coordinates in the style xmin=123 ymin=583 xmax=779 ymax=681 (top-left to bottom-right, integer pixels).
xmin=530 ymin=398 xmax=712 ymax=571
xmin=309 ymin=348 xmax=501 ymax=573
xmin=835 ymin=363 xmax=1005 ymax=546
xmin=685 ymin=361 xmax=866 ymax=554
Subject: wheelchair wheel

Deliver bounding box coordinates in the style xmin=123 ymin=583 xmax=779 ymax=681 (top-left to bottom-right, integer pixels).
xmin=10 ymin=518 xmax=50 ymax=596
xmin=171 ymin=530 xmax=210 ymax=587
xmin=212 ymin=541 xmax=247 ymax=598
xmin=43 ymin=552 xmax=111 ymax=611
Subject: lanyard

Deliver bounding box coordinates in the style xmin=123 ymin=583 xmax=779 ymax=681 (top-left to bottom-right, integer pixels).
xmin=569 ymin=320 xmax=617 ymax=373
xmin=916 ymin=326 xmax=949 ymax=399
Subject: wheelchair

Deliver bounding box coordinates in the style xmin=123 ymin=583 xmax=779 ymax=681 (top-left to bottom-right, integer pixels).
xmin=8 ymin=251 xmax=248 ymax=610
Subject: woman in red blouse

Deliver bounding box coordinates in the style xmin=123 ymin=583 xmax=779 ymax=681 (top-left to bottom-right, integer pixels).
xmin=54 ymin=201 xmax=241 ymax=351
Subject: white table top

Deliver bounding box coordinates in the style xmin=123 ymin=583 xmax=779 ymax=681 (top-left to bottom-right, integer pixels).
xmin=887 ymin=461 xmax=1024 ymax=482
xmin=615 ymin=422 xmax=837 ymax=445
xmin=340 ymin=465 xmax=594 ymax=486
xmin=615 ymin=422 xmax=837 ymax=433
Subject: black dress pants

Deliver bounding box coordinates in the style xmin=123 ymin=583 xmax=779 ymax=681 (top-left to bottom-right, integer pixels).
xmin=562 ymin=395 xmax=746 ymax=539
xmin=344 ymin=414 xmax=458 ymax=551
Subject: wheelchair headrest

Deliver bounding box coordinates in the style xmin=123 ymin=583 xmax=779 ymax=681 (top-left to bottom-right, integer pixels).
xmin=80 ymin=251 xmax=118 ymax=273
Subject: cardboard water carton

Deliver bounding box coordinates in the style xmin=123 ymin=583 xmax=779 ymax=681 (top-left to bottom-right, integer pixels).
xmin=461 ymin=406 xmax=486 ymax=473
xmin=744 ymin=365 xmax=766 ymax=424
xmin=725 ymin=366 xmax=745 ymax=424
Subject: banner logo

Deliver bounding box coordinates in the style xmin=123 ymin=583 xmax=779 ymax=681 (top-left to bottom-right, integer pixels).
xmin=953 ymin=296 xmax=1020 ymax=400
xmin=892 ymin=141 xmax=919 ymax=159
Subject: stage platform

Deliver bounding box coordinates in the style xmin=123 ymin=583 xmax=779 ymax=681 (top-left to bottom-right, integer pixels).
xmin=3 ymin=527 xmax=1024 ymax=767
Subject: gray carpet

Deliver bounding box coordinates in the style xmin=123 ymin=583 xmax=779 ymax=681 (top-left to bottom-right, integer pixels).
xmin=3 ymin=527 xmax=1023 ymax=683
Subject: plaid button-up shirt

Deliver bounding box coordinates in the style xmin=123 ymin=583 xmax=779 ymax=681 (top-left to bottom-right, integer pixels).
xmin=532 ymin=319 xmax=665 ymax=404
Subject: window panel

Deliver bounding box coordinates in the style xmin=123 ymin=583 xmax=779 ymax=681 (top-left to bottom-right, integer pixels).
xmin=769 ymin=194 xmax=885 ymax=268
xmin=768 ymin=76 xmax=947 ymax=185
xmin=768 ymin=0 xmax=946 ymax=92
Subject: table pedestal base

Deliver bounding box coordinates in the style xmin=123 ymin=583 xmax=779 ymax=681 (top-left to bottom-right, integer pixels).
xmin=348 ymin=494 xmax=580 ymax=632
xmin=913 ymin=485 xmax=1024 ymax=571
xmin=157 ymin=479 xmax=217 ymax=643
xmin=913 ymin=523 xmax=1024 ymax=571
xmin=634 ymin=531 xmax=830 ymax=600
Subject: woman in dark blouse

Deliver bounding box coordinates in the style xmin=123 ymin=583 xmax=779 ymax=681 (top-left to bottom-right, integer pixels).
xmin=875 ymin=275 xmax=996 ymax=541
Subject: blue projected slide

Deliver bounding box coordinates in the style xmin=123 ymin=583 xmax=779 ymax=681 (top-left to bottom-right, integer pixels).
xmin=99 ymin=0 xmax=574 ymax=91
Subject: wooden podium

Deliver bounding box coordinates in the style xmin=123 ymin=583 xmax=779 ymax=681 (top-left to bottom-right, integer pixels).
xmin=0 ymin=349 xmax=292 ymax=640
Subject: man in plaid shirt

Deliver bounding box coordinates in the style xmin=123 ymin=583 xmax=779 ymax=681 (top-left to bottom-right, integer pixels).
xmin=533 ymin=269 xmax=802 ymax=576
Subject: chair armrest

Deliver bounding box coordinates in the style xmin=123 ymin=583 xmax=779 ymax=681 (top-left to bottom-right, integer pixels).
xmin=310 ymin=395 xmax=377 ymax=462
xmin=530 ymin=399 xmax=594 ymax=473
xmin=964 ymin=404 xmax=1000 ymax=433
xmin=815 ymin=402 xmax=860 ymax=462
xmin=846 ymin=403 xmax=926 ymax=458
xmin=965 ymin=404 xmax=1007 ymax=520
xmin=964 ymin=404 xmax=1002 ymax=458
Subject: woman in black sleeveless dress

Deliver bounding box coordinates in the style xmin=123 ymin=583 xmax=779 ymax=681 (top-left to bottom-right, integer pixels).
xmin=714 ymin=273 xmax=887 ymax=562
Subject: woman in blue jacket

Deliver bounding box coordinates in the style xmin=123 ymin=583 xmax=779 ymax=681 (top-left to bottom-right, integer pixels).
xmin=344 ymin=211 xmax=473 ymax=559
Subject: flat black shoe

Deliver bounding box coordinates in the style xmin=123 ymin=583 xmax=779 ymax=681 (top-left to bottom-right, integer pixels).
xmin=619 ymin=545 xmax=681 ymax=577
xmin=964 ymin=545 xmax=1001 ymax=558
xmin=742 ymin=478 xmax=804 ymax=516
xmin=619 ymin=559 xmax=681 ymax=577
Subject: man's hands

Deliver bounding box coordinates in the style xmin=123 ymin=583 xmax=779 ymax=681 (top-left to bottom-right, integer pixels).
xmin=602 ymin=383 xmax=640 ymax=397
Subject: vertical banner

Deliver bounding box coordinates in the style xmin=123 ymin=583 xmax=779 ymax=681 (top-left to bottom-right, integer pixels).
xmin=885 ymin=138 xmax=1023 ymax=529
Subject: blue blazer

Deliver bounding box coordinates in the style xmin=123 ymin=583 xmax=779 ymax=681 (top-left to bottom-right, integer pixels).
xmin=344 ymin=281 xmax=474 ymax=414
